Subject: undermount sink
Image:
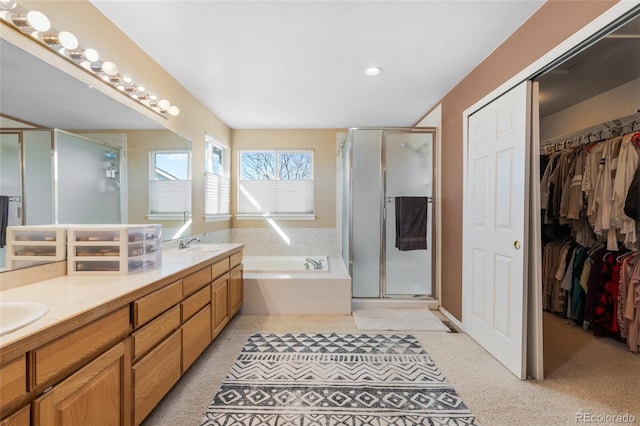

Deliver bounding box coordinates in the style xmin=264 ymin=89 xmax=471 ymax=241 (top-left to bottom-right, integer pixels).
xmin=182 ymin=244 xmax=225 ymax=253
xmin=0 ymin=301 xmax=49 ymax=336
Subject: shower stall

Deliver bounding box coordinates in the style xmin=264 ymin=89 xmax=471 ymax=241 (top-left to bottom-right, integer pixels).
xmin=341 ymin=127 xmax=435 ymax=298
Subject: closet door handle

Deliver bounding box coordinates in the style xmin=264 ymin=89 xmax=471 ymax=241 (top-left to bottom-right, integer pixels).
xmin=514 ymin=241 xmax=521 ymax=250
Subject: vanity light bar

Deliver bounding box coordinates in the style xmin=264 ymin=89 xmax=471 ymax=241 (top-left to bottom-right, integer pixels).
xmin=0 ymin=1 xmax=180 ymax=117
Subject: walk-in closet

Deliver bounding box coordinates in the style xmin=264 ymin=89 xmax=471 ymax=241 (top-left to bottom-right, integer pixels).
xmin=535 ymin=12 xmax=640 ymax=370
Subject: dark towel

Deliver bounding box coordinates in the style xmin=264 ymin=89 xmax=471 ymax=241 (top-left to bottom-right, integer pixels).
xmin=0 ymin=195 xmax=8 ymax=248
xmin=395 ymin=196 xmax=428 ymax=251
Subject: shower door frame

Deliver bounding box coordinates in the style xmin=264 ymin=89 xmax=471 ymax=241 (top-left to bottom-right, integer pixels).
xmin=348 ymin=126 xmax=437 ymax=299
xmin=381 ymin=127 xmax=436 ymax=298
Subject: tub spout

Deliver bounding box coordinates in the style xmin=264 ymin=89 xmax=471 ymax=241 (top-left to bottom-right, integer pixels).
xmin=305 ymin=257 xmax=323 ymax=270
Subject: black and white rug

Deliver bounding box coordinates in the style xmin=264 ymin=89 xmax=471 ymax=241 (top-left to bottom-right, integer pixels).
xmin=200 ymin=333 xmax=478 ymax=426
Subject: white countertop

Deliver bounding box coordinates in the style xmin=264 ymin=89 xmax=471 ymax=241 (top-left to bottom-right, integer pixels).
xmin=0 ymin=244 xmax=243 ymax=352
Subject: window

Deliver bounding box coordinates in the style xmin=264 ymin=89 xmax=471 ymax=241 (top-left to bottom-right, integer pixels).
xmin=237 ymin=150 xmax=314 ymax=218
xmin=149 ymin=149 xmax=192 ymax=218
xmin=205 ymin=137 xmax=230 ymax=219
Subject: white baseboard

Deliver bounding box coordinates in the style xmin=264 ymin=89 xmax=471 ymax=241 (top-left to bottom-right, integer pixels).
xmin=439 ymin=307 xmax=464 ymax=331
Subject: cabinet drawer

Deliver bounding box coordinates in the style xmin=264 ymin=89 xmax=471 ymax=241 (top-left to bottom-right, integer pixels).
xmin=0 ymin=355 xmax=27 ymax=412
xmin=0 ymin=404 xmax=29 ymax=426
xmin=133 ymin=330 xmax=181 ymax=426
xmin=182 ymin=305 xmax=211 ymax=372
xmin=132 ymin=305 xmax=181 ymax=361
xmin=32 ymin=306 xmax=130 ymax=388
xmin=32 ymin=341 xmax=129 ymax=426
xmin=182 ymin=266 xmax=212 ymax=297
xmin=133 ymin=279 xmax=182 ymax=328
xmin=211 ymin=257 xmax=230 ymax=280
xmin=230 ymin=251 xmax=243 ymax=268
xmin=181 ymin=286 xmax=210 ymax=322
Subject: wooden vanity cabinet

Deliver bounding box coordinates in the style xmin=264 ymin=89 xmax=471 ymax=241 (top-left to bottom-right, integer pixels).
xmin=132 ymin=251 xmax=242 ymax=425
xmin=0 ymin=248 xmax=242 ymax=426
xmin=32 ymin=339 xmax=131 ymax=426
xmin=0 ymin=356 xmax=28 ymax=421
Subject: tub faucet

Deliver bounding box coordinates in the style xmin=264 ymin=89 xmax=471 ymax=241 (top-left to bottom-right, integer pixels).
xmin=179 ymin=237 xmax=201 ymax=249
xmin=305 ymin=257 xmax=322 ymax=270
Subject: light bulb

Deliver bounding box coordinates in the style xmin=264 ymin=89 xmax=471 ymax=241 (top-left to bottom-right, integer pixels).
xmin=168 ymin=106 xmax=180 ymax=117
xmin=101 ymin=61 xmax=118 ymax=76
xmin=365 ymin=66 xmax=383 ymax=77
xmin=69 ymin=48 xmax=99 ymax=63
xmin=43 ymin=31 xmax=78 ymax=50
xmin=0 ymin=1 xmax=17 ymax=10
xmin=58 ymin=31 xmax=78 ymax=49
xmin=84 ymin=48 xmax=99 ymax=62
xmin=157 ymin=99 xmax=170 ymax=112
xmin=13 ymin=10 xmax=51 ymax=32
xmin=121 ymin=75 xmax=134 ymax=86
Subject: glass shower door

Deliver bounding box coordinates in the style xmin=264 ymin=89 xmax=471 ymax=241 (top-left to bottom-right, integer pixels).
xmin=383 ymin=130 xmax=433 ymax=296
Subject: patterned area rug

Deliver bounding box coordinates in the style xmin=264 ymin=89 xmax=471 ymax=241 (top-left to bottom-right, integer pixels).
xmin=200 ymin=333 xmax=478 ymax=425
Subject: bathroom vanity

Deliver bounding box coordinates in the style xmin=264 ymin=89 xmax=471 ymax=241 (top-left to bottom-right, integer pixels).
xmin=0 ymin=244 xmax=243 ymax=426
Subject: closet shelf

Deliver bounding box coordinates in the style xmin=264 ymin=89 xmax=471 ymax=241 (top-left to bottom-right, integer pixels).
xmin=540 ymin=111 xmax=640 ymax=154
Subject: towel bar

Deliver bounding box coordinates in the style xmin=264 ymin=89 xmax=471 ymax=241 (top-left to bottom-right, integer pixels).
xmin=385 ymin=196 xmax=432 ymax=204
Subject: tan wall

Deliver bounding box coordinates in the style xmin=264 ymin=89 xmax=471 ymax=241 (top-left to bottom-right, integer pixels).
xmin=423 ymin=1 xmax=617 ymax=320
xmin=15 ymin=1 xmax=232 ymax=236
xmin=231 ymin=129 xmax=342 ymax=229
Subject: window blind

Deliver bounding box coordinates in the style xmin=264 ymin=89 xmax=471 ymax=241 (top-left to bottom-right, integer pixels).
xmin=205 ymin=173 xmax=230 ymax=215
xmin=149 ymin=180 xmax=192 ymax=214
xmin=238 ymin=180 xmax=313 ymax=214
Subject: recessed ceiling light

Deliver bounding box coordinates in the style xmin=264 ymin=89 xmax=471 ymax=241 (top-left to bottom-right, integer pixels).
xmin=365 ymin=67 xmax=383 ymax=77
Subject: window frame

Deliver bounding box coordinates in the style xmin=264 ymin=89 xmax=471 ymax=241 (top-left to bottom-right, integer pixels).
xmin=204 ymin=136 xmax=231 ymax=222
xmin=147 ymin=148 xmax=192 ymax=220
xmin=236 ymin=149 xmax=315 ymax=220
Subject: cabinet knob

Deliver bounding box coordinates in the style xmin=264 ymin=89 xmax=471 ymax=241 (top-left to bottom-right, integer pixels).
xmin=514 ymin=241 xmax=521 ymax=250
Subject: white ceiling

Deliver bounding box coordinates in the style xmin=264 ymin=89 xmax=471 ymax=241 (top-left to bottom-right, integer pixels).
xmin=91 ymin=0 xmax=545 ymax=129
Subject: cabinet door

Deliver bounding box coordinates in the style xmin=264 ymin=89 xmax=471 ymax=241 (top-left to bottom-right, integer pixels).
xmin=211 ymin=273 xmax=229 ymax=340
xmin=0 ymin=355 xmax=27 ymax=418
xmin=132 ymin=330 xmax=181 ymax=426
xmin=33 ymin=340 xmax=131 ymax=426
xmin=181 ymin=305 xmax=212 ymax=372
xmin=0 ymin=405 xmax=29 ymax=426
xmin=229 ymin=265 xmax=243 ymax=316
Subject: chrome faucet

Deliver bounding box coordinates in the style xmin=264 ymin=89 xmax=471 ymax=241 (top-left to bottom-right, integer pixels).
xmin=305 ymin=257 xmax=323 ymax=270
xmin=179 ymin=237 xmax=201 ymax=249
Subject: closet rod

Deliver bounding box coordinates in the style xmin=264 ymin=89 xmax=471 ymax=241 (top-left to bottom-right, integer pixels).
xmin=540 ymin=110 xmax=640 ymax=155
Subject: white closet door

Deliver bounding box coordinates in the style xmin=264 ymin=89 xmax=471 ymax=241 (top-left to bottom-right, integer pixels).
xmin=463 ymin=81 xmax=531 ymax=379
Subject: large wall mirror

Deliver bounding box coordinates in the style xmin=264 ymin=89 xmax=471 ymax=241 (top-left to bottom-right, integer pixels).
xmin=0 ymin=38 xmax=192 ymax=272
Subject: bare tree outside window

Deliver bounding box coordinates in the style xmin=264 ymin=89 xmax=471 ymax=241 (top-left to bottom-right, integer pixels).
xmin=238 ymin=150 xmax=314 ymax=215
xmin=241 ymin=152 xmax=276 ymax=180
xmin=279 ymin=153 xmax=312 ymax=180
xmin=240 ymin=151 xmax=311 ymax=181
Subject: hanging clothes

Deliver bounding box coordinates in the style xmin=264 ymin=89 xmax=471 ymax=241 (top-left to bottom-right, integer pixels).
xmin=540 ymin=124 xmax=640 ymax=354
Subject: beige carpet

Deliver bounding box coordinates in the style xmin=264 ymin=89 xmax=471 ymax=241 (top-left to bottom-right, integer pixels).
xmin=141 ymin=312 xmax=640 ymax=426
xmin=352 ymin=307 xmax=449 ymax=331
